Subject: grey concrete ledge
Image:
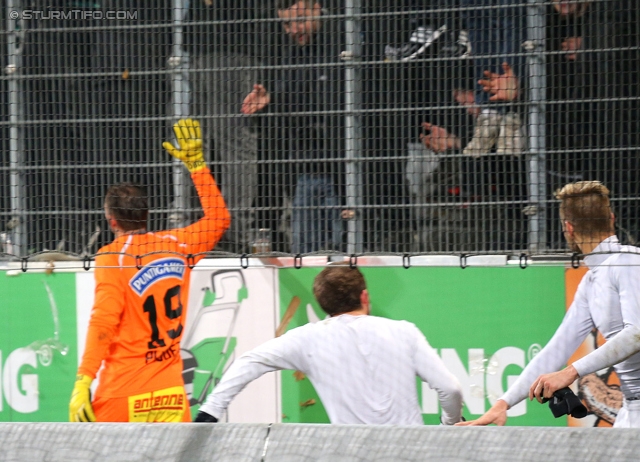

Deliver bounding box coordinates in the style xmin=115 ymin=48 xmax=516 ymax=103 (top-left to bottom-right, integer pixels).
xmin=0 ymin=423 xmax=636 ymax=462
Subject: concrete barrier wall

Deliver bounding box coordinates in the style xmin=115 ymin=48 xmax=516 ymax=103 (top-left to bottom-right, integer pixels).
xmin=0 ymin=423 xmax=637 ymax=462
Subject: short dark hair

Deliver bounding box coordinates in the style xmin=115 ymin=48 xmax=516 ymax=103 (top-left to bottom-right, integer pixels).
xmin=104 ymin=183 xmax=149 ymax=232
xmin=276 ymin=0 xmax=316 ymax=11
xmin=312 ymin=264 xmax=366 ymax=316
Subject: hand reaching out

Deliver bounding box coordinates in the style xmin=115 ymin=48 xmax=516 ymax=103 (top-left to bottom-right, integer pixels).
xmin=420 ymin=122 xmax=461 ymax=153
xmin=241 ymin=84 xmax=271 ymax=114
xmin=455 ymin=399 xmax=509 ymax=426
xmin=479 ymin=62 xmax=519 ymax=102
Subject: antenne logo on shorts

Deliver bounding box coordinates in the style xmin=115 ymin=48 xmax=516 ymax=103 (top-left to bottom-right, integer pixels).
xmin=130 ymin=258 xmax=186 ymax=296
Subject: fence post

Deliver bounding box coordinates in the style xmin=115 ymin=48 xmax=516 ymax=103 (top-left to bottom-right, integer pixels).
xmin=525 ymin=0 xmax=547 ymax=253
xmin=7 ymin=0 xmax=25 ymax=256
xmin=169 ymin=0 xmax=190 ymax=228
xmin=344 ymin=0 xmax=363 ymax=254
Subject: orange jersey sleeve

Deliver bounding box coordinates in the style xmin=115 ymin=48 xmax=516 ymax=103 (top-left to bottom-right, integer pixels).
xmin=162 ymin=168 xmax=231 ymax=263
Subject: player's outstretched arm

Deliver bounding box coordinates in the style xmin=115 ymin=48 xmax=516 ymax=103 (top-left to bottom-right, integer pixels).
xmin=197 ymin=330 xmax=307 ymax=422
xmin=162 ymin=119 xmax=231 ymax=255
xmin=455 ymin=399 xmax=509 ymax=426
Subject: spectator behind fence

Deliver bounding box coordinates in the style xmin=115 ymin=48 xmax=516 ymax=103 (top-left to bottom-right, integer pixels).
xmin=450 ymin=0 xmax=529 ymax=251
xmin=399 ymin=3 xmax=478 ymax=252
xmin=359 ymin=0 xmax=411 ymax=253
xmin=415 ymin=85 xmax=481 ymax=252
xmin=459 ymin=0 xmax=526 ymax=157
xmin=538 ymin=0 xmax=640 ymax=248
xmin=183 ymin=0 xmax=264 ymax=254
xmin=242 ymin=0 xmax=344 ymax=254
xmin=384 ymin=1 xmax=526 ymax=253
xmin=545 ymin=0 xmax=590 ymax=185
xmin=543 ymin=0 xmax=593 ymax=249
xmin=417 ymin=82 xmax=527 ymax=253
xmin=592 ymin=0 xmax=640 ymax=246
xmin=358 ymin=1 xmax=475 ymax=252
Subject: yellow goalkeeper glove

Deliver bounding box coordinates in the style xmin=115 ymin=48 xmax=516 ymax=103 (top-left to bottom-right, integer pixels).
xmin=162 ymin=118 xmax=207 ymax=173
xmin=69 ymin=374 xmax=96 ymax=422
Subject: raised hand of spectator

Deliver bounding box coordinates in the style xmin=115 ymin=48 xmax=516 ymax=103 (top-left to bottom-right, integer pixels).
xmin=420 ymin=122 xmax=461 ymax=153
xmin=453 ymin=89 xmax=481 ymax=118
xmin=241 ymin=84 xmax=271 ymax=114
xmin=479 ymin=62 xmax=519 ymax=102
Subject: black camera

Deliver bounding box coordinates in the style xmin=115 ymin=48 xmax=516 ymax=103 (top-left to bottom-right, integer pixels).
xmin=541 ymin=387 xmax=588 ymax=419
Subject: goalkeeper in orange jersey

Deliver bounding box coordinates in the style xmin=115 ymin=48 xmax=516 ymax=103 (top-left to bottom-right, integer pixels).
xmin=69 ymin=119 xmax=230 ymax=422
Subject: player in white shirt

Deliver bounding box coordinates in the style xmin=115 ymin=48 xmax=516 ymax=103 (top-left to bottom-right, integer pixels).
xmin=195 ymin=264 xmax=463 ymax=425
xmin=459 ymin=181 xmax=640 ymax=428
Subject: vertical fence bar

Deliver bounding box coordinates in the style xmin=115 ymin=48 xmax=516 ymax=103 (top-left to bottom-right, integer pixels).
xmin=344 ymin=0 xmax=363 ymax=254
xmin=7 ymin=0 xmax=25 ymax=256
xmin=169 ymin=0 xmax=190 ymax=228
xmin=525 ymin=0 xmax=547 ymax=253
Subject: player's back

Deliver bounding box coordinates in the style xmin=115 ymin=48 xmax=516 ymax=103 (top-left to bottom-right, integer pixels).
xmin=295 ymin=315 xmax=426 ymax=424
xmin=94 ymin=232 xmax=196 ymax=399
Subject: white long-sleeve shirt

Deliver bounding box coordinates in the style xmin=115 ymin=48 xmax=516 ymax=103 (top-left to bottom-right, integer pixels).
xmin=199 ymin=314 xmax=463 ymax=425
xmin=502 ymin=236 xmax=640 ymax=406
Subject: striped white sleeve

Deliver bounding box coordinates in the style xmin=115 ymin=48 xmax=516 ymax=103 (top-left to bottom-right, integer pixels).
xmin=411 ymin=324 xmax=463 ymax=425
xmin=500 ymin=279 xmax=594 ymax=407
xmin=198 ymin=327 xmax=308 ymax=419
xmin=573 ymin=263 xmax=640 ymax=376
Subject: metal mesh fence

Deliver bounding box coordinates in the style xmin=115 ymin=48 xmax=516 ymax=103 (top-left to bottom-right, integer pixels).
xmin=1 ymin=0 xmax=638 ymax=260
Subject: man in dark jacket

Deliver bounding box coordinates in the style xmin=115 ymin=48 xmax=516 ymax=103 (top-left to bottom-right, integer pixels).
xmin=360 ymin=1 xmax=479 ymax=253
xmin=543 ymin=0 xmax=640 ymax=248
xmin=242 ymin=0 xmax=344 ymax=254
xmin=184 ymin=0 xmax=264 ymax=253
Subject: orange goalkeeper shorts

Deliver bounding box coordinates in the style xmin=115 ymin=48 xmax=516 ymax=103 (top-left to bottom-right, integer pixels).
xmin=93 ymin=386 xmax=192 ymax=422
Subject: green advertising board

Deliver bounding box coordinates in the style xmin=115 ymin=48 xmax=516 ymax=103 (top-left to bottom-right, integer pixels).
xmin=278 ymin=266 xmax=566 ymax=426
xmin=0 ymin=264 xmax=568 ymax=425
xmin=0 ymin=273 xmax=77 ymax=422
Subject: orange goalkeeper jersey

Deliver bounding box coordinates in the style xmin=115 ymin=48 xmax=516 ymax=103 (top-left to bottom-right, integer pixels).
xmin=78 ymin=168 xmax=230 ymax=399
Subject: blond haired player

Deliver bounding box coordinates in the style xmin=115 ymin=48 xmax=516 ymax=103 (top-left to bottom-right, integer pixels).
xmin=195 ymin=264 xmax=463 ymax=425
xmin=459 ymin=181 xmax=640 ymax=428
xmin=69 ymin=119 xmax=230 ymax=422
